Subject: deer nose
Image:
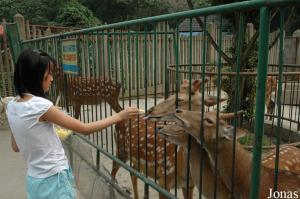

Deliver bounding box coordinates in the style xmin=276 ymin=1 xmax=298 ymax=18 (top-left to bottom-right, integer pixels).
xmin=175 ymin=109 xmax=182 ymax=113
xmin=224 ymin=125 xmax=234 ymax=132
xmin=147 ymin=106 xmax=154 ymax=114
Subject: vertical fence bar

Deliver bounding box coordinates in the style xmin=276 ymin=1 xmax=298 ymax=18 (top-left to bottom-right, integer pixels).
xmin=143 ymin=24 xmax=149 ymax=199
xmin=199 ymin=16 xmax=208 ymax=198
xmin=153 ymin=23 xmax=159 ymax=184
xmin=135 ymin=30 xmax=141 ymax=171
xmin=231 ymin=11 xmax=244 ymax=198
xmin=164 ymin=21 xmax=169 ymax=99
xmin=214 ymin=14 xmax=223 ymax=199
xmin=100 ymin=31 xmax=105 ymax=149
xmin=186 ymin=17 xmax=193 ymax=199
xmin=273 ymin=8 xmax=285 ymax=191
xmin=250 ymin=6 xmax=270 ymax=199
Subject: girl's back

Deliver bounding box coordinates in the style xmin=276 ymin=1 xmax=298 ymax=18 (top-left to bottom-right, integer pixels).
xmin=6 ymin=95 xmax=69 ymax=178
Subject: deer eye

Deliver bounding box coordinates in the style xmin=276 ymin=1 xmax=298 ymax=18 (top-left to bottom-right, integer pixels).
xmin=177 ymin=97 xmax=184 ymax=102
xmin=204 ymin=118 xmax=214 ymax=126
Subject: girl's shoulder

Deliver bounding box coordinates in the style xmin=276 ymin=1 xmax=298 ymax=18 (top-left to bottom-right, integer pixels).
xmin=31 ymin=96 xmax=53 ymax=105
xmin=7 ymin=96 xmax=53 ymax=116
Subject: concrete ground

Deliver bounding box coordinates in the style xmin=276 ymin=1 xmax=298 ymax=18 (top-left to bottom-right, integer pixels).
xmin=0 ymin=124 xmax=27 ymax=199
xmin=0 ymin=123 xmax=85 ymax=199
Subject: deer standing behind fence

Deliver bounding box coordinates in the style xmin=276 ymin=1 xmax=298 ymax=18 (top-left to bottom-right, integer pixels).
xmin=265 ymin=76 xmax=277 ymax=120
xmin=113 ymin=79 xmax=205 ymax=199
xmin=158 ymin=110 xmax=300 ymax=199
xmin=53 ymin=65 xmax=123 ymax=118
xmin=143 ymin=79 xmax=230 ymax=199
xmin=112 ymin=79 xmax=226 ymax=199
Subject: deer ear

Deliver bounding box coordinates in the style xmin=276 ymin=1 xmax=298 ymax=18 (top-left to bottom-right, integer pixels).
xmin=183 ymin=79 xmax=189 ymax=84
xmin=192 ymin=80 xmax=201 ymax=92
xmin=180 ymin=79 xmax=189 ymax=91
xmin=204 ymin=96 xmax=227 ymax=106
xmin=220 ymin=110 xmax=244 ymax=120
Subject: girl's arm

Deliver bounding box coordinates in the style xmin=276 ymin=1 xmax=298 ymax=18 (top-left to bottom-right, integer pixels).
xmin=11 ymin=133 xmax=19 ymax=152
xmin=40 ymin=106 xmax=138 ymax=135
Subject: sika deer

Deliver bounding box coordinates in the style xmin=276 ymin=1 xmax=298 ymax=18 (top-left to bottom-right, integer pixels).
xmin=160 ymin=110 xmax=300 ymax=199
xmin=150 ymin=123 xmax=234 ymax=199
xmin=113 ymin=79 xmax=216 ymax=199
xmin=265 ymin=76 xmax=277 ymax=120
xmin=145 ymin=80 xmax=231 ymax=199
xmin=262 ymin=145 xmax=300 ymax=174
xmin=53 ymin=64 xmax=123 ymax=118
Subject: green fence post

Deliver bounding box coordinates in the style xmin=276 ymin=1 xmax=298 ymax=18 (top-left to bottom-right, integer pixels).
xmin=249 ymin=6 xmax=270 ymax=199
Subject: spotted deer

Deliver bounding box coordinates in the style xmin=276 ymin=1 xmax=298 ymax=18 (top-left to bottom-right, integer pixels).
xmin=160 ymin=110 xmax=300 ymax=199
xmin=147 ymin=119 xmax=238 ymax=199
xmin=145 ymin=79 xmax=230 ymax=199
xmin=147 ymin=109 xmax=245 ymax=199
xmin=53 ymin=65 xmax=123 ymax=118
xmin=265 ymin=76 xmax=277 ymax=120
xmin=262 ymin=145 xmax=300 ymax=174
xmin=112 ymin=79 xmax=224 ymax=199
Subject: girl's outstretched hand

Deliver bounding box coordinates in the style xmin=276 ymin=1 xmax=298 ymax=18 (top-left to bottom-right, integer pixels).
xmin=118 ymin=107 xmax=139 ymax=120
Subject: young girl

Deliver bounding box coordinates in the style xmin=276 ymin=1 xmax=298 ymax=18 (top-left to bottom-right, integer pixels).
xmin=6 ymin=48 xmax=138 ymax=199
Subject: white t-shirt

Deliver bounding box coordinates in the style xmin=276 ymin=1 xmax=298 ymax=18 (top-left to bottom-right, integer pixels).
xmin=6 ymin=95 xmax=69 ymax=178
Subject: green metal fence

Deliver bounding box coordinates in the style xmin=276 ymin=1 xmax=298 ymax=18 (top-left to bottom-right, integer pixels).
xmin=7 ymin=0 xmax=300 ymax=198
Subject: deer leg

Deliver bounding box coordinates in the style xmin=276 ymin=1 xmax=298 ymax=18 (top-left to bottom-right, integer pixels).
xmin=130 ymin=174 xmax=139 ymax=199
xmin=267 ymin=100 xmax=275 ymax=120
xmin=157 ymin=176 xmax=170 ymax=199
xmin=74 ymin=103 xmax=81 ymax=119
xmin=158 ymin=189 xmax=170 ymax=199
xmin=111 ymin=161 xmax=121 ymax=179
xmin=182 ymin=187 xmax=194 ymax=199
xmin=112 ymin=124 xmax=128 ymax=179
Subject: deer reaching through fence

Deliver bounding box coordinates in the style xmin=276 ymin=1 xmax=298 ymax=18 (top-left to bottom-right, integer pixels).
xmin=112 ymin=78 xmax=228 ymax=199
xmin=157 ymin=110 xmax=300 ymax=199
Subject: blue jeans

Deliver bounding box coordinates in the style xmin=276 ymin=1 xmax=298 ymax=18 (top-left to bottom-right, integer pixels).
xmin=26 ymin=167 xmax=76 ymax=199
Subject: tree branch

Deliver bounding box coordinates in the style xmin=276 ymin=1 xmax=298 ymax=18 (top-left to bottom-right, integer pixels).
xmin=186 ymin=0 xmax=233 ymax=64
xmin=268 ymin=7 xmax=295 ymax=50
xmin=241 ymin=9 xmax=278 ymax=63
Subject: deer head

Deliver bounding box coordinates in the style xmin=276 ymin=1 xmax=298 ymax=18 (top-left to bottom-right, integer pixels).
xmin=158 ymin=110 xmax=245 ymax=146
xmin=147 ymin=79 xmax=226 ymax=120
xmin=158 ymin=112 xmax=246 ymax=149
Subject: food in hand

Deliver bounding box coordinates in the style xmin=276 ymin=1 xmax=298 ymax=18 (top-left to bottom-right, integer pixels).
xmin=55 ymin=126 xmax=72 ymax=140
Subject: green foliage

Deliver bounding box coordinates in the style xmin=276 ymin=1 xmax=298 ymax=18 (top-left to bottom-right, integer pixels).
xmin=215 ymin=43 xmax=258 ymax=120
xmin=193 ymin=0 xmax=212 ymax=7
xmin=0 ymin=0 xmax=16 ymax=22
xmin=0 ymin=0 xmax=97 ymax=27
xmin=55 ymin=1 xmax=98 ymax=27
xmin=0 ymin=0 xmax=66 ymax=24
xmin=80 ymin=0 xmax=172 ymax=24
xmin=238 ymin=133 xmax=272 ymax=147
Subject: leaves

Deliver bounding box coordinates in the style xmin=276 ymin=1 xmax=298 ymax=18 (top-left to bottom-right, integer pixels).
xmin=80 ymin=0 xmax=172 ymax=24
xmin=55 ymin=1 xmax=98 ymax=27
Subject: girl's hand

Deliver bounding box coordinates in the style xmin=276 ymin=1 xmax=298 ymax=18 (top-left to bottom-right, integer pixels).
xmin=118 ymin=107 xmax=139 ymax=120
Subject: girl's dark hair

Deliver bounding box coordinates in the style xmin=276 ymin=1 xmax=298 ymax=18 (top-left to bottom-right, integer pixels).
xmin=14 ymin=48 xmax=56 ymax=98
